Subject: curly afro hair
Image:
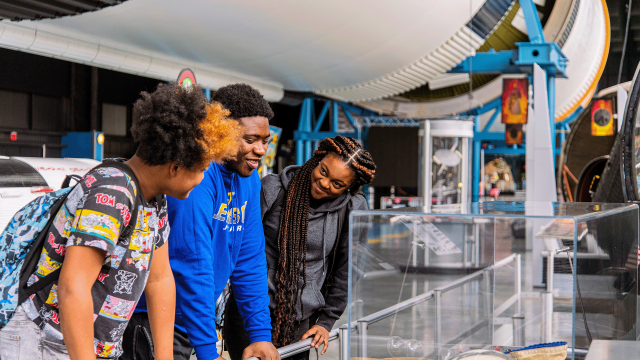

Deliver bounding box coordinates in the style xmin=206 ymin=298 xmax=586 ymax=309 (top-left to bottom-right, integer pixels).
xmin=131 ymin=82 xmax=243 ymax=170
xmin=210 ymin=83 xmax=274 ymax=121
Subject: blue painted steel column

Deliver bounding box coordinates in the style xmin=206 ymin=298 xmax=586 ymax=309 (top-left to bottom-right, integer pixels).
xmin=547 ymin=75 xmax=556 ymax=165
xmin=300 ymin=98 xmax=314 ymax=160
xmin=304 ymin=100 xmax=313 ymax=162
xmin=519 ymin=0 xmax=545 ymax=43
xmin=472 ymin=115 xmax=481 ymax=202
xmin=296 ymin=98 xmax=311 ymax=165
xmin=332 ymin=102 xmax=340 ymax=132
xmin=559 ymin=122 xmax=567 ymax=150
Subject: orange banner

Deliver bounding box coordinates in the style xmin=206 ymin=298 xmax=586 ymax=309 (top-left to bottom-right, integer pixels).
xmin=591 ymin=99 xmax=614 ymax=136
xmin=505 ymin=124 xmax=523 ymax=145
xmin=502 ymin=78 xmax=528 ymax=124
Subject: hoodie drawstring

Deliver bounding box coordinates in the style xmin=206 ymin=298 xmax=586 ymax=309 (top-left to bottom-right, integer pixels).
xmin=232 ymin=172 xmax=238 ymax=245
xmin=322 ymin=216 xmax=328 ymax=276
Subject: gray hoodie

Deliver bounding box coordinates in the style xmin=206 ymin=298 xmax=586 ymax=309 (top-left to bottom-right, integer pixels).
xmin=261 ymin=165 xmax=368 ymax=331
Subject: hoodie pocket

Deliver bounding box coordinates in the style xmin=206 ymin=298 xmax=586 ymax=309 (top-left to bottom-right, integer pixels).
xmin=300 ymin=277 xmax=325 ymax=319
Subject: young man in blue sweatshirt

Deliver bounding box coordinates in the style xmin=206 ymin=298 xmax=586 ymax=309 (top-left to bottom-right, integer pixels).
xmin=122 ymin=84 xmax=279 ymax=360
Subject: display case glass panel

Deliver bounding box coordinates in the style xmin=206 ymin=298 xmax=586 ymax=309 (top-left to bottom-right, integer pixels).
xmin=347 ymin=202 xmax=639 ymax=360
xmin=431 ymin=137 xmax=466 ymax=205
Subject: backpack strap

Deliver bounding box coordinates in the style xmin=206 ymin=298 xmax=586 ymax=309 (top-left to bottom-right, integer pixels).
xmin=61 ymin=174 xmax=83 ymax=189
xmin=99 ymin=160 xmax=141 ymax=239
xmin=19 ymin=159 xmax=141 ymax=301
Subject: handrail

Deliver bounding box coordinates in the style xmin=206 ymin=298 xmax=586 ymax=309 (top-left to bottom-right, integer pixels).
xmin=246 ymin=329 xmax=339 ymax=360
xmin=359 ymin=291 xmax=434 ymax=325
xmin=246 ymin=253 xmax=519 ymax=360
xmin=439 ymin=254 xmax=517 ymax=295
xmin=356 ymin=253 xmax=517 ymax=326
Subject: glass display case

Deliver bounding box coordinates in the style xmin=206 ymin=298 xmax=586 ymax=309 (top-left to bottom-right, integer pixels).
xmin=418 ymin=118 xmax=473 ymax=206
xmin=346 ymin=202 xmax=639 ymax=360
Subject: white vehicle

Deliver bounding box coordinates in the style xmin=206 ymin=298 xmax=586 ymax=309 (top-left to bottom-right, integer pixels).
xmin=0 ymin=156 xmax=100 ymax=231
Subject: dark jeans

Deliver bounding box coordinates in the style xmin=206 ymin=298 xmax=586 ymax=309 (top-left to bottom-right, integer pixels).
xmin=120 ymin=312 xmax=193 ymax=360
xmin=223 ymin=295 xmax=311 ymax=360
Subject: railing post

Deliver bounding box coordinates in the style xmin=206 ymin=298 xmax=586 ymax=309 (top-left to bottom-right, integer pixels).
xmin=513 ymin=254 xmax=524 ymax=346
xmin=542 ymin=291 xmax=553 ymax=342
xmin=357 ymin=320 xmax=368 ymax=360
xmin=543 ymin=252 xmax=554 ymax=343
xmin=512 ymin=314 xmax=526 ymax=346
xmin=515 ymin=254 xmax=522 ymax=315
xmin=355 ymin=299 xmax=364 ymax=321
xmin=474 ymin=222 xmax=481 ymax=266
xmin=434 ymin=289 xmax=442 ymax=349
xmin=483 ymin=268 xmax=493 ymax=344
xmin=339 ymin=326 xmax=349 ymax=360
xmin=546 ymin=251 xmax=555 ymax=292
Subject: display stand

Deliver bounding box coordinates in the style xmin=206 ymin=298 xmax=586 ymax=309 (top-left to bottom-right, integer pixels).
xmin=418 ymin=117 xmax=474 ymax=208
xmin=347 ymin=202 xmax=639 ymax=360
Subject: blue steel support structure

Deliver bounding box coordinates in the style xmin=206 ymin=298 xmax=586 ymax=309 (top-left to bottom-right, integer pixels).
xmin=295 ymin=97 xmax=377 ymax=165
xmin=473 ymin=115 xmax=482 ymax=202
xmin=292 ymin=0 xmax=583 ymax=203
xmin=450 ymin=0 xmax=569 ymax=201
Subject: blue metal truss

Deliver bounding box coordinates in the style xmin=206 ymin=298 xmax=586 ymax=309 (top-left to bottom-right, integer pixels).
xmin=294 ymin=98 xmax=378 ymax=164
xmin=452 ymin=0 xmax=572 ymax=201
xmin=354 ymin=117 xmax=421 ymax=128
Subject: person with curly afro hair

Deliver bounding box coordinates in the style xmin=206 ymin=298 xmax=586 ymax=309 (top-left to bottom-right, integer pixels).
xmin=125 ymin=83 xmax=280 ymax=360
xmin=131 ymin=82 xmax=242 ymax=172
xmin=2 ymin=82 xmax=243 ymax=360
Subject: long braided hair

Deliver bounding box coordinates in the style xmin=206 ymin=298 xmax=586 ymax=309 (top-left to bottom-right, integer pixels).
xmin=273 ymin=135 xmax=376 ymax=347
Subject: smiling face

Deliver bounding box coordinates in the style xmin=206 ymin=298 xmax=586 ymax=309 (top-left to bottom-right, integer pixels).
xmin=225 ymin=116 xmax=271 ymax=177
xmin=310 ymin=153 xmax=357 ymax=201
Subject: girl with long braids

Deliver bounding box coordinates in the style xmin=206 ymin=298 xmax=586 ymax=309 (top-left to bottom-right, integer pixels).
xmin=223 ymin=135 xmax=376 ymax=360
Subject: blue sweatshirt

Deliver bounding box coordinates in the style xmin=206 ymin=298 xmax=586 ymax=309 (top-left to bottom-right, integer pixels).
xmin=136 ymin=163 xmax=272 ymax=359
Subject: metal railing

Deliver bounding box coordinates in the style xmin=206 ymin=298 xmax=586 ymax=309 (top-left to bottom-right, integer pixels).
xmin=353 ymin=253 xmax=521 ymax=359
xmin=247 ymin=253 xmax=521 ymax=360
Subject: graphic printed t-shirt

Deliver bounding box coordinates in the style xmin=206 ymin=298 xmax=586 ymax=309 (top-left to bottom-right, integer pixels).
xmin=21 ymin=166 xmax=169 ymax=359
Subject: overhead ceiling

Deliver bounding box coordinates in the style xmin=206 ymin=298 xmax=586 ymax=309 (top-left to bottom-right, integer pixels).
xmin=0 ymin=0 xmax=501 ymax=101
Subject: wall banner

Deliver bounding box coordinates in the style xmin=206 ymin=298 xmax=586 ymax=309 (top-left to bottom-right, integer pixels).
xmin=505 ymin=124 xmax=523 ymax=145
xmin=502 ymin=78 xmax=528 ymax=124
xmin=591 ymin=99 xmax=614 ymax=136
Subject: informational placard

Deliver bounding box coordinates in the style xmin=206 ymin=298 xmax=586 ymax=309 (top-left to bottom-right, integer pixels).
xmin=502 ymin=78 xmax=528 ymax=124
xmin=591 ymin=99 xmax=614 ymax=136
xmin=536 ymin=218 xmax=588 ymax=240
xmin=177 ymin=68 xmax=197 ymax=90
xmin=258 ymin=126 xmax=283 ymax=177
xmin=380 ymin=196 xmax=422 ymax=209
xmin=394 ymin=215 xmax=462 ymax=256
xmin=505 ymin=123 xmax=523 ymax=145
xmin=263 ymin=126 xmax=282 ymax=168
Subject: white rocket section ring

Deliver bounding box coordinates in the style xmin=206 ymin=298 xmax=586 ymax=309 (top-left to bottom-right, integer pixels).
xmin=315 ymin=0 xmax=517 ymax=102
xmin=315 ymin=27 xmax=484 ymax=102
xmin=0 ymin=22 xmax=285 ymax=102
xmin=356 ymin=0 xmax=608 ymax=121
xmin=0 ymin=0 xmax=518 ymax=104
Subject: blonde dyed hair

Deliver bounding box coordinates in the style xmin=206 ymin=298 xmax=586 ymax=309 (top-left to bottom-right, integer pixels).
xmin=196 ymin=102 xmax=243 ymax=167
